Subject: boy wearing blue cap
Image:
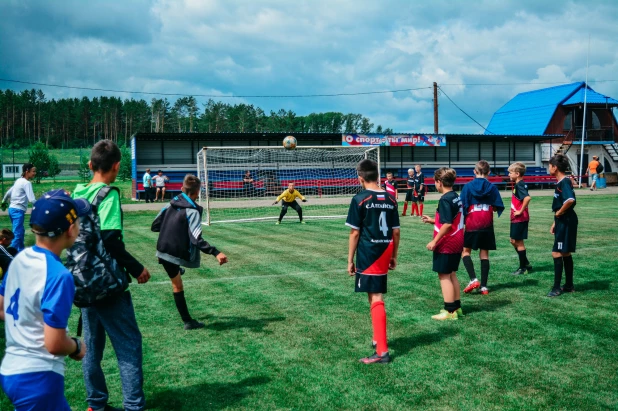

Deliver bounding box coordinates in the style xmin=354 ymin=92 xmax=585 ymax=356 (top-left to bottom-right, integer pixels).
xmin=0 ymin=189 xmax=90 ymax=411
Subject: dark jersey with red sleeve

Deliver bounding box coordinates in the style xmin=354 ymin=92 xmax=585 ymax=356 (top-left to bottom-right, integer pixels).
xmin=511 ymin=180 xmax=530 ymax=223
xmin=552 ymin=177 xmax=576 ymax=216
xmin=414 ymin=172 xmax=425 ymax=193
xmin=434 ymin=191 xmax=464 ymax=254
xmin=346 ymin=190 xmax=400 ymax=275
xmin=406 ymin=175 xmax=415 ymax=188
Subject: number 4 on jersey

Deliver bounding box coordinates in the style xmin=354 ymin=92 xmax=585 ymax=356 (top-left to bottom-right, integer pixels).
xmin=6 ymin=288 xmax=20 ymax=325
xmin=378 ymin=211 xmax=388 ymax=237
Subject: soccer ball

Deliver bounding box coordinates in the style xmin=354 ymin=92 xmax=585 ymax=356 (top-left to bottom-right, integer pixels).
xmin=283 ymin=136 xmax=297 ymax=150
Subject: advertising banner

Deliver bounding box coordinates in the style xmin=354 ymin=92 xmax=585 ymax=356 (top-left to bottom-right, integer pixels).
xmin=342 ymin=134 xmax=446 ymax=147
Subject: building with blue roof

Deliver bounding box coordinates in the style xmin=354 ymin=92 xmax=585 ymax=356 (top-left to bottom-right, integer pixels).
xmin=485 ymin=82 xmax=618 ymax=174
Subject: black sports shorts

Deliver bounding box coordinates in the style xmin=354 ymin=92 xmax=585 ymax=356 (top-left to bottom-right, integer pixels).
xmin=159 ymin=258 xmax=182 ymax=278
xmin=433 ymin=252 xmax=461 ymax=274
xmin=405 ymin=189 xmax=414 ymax=201
xmin=464 ymin=228 xmax=496 ymax=251
xmin=355 ymin=273 xmax=387 ymax=293
xmin=510 ymin=221 xmax=529 ymax=240
xmin=412 ymin=189 xmax=425 ymax=202
xmin=553 ymin=214 xmax=578 ymax=253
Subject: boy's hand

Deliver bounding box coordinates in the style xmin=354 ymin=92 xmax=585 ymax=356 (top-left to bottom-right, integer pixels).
xmin=70 ymin=339 xmax=86 ymax=361
xmin=550 ymin=222 xmax=555 ymax=234
xmin=347 ymin=262 xmax=355 ymax=276
xmin=136 ymin=268 xmax=151 ymax=284
xmin=302 ymin=199 xmax=307 ymax=202
xmin=426 ymin=240 xmax=437 ymax=251
xmin=514 ymin=209 xmax=523 ymax=217
xmin=421 ymin=215 xmax=433 ymax=224
xmin=389 ymin=258 xmax=397 ymax=270
xmin=216 ymin=253 xmax=228 ymax=265
xmin=272 ymin=201 xmax=278 ymax=206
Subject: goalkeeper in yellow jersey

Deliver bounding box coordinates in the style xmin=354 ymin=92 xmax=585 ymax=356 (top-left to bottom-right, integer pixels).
xmin=272 ymin=182 xmax=307 ymax=224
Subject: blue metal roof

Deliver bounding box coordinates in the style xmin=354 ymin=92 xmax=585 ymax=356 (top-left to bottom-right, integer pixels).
xmin=562 ymin=86 xmax=618 ymax=105
xmin=485 ymin=82 xmax=584 ymax=135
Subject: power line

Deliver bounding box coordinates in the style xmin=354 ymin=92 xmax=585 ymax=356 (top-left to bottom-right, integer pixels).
xmin=438 ymin=85 xmax=494 ymax=134
xmin=0 ymin=78 xmax=432 ymax=98
xmin=441 ymin=80 xmax=618 ymax=86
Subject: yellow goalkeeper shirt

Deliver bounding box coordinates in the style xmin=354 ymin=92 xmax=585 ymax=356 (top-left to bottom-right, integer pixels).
xmin=277 ymin=189 xmax=306 ymax=203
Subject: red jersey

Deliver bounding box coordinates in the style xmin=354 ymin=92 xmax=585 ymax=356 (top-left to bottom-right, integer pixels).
xmin=511 ymin=180 xmax=530 ymax=223
xmin=383 ymin=179 xmax=397 ymax=196
xmin=434 ymin=191 xmax=464 ymax=254
xmin=465 ymin=204 xmax=494 ymax=232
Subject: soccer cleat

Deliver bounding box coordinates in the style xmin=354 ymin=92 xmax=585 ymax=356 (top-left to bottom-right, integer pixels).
xmin=561 ymin=285 xmax=575 ymax=293
xmin=275 ymin=221 xmax=281 ymax=225
xmin=300 ymin=221 xmax=306 ymax=224
xmin=464 ymin=279 xmax=480 ymax=293
xmin=184 ymin=319 xmax=205 ymax=330
xmin=511 ymin=268 xmax=528 ymax=276
xmin=480 ymin=287 xmax=489 ymax=295
xmin=456 ymin=308 xmax=464 ymax=317
xmin=401 ymin=213 xmax=406 ymax=216
xmin=431 ymin=310 xmax=458 ymax=321
xmin=359 ymin=352 xmax=391 ymax=364
xmin=547 ymin=288 xmax=562 ymax=297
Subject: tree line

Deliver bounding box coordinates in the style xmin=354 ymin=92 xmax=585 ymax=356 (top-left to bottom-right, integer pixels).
xmin=0 ymin=89 xmax=393 ymax=149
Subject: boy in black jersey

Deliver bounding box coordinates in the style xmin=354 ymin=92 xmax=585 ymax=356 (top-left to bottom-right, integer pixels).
xmin=547 ymin=154 xmax=577 ymax=297
xmin=402 ymin=168 xmax=415 ymax=216
xmin=347 ymin=159 xmax=400 ymax=364
xmin=422 ymin=168 xmax=464 ymax=320
xmin=508 ymin=162 xmax=532 ymax=275
xmin=412 ymin=164 xmax=425 ymax=217
xmin=383 ymin=172 xmax=398 ymax=198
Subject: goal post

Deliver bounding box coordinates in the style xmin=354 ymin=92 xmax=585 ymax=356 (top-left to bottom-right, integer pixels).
xmin=197 ymin=145 xmax=380 ymax=225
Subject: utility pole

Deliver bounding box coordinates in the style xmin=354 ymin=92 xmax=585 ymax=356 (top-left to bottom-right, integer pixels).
xmin=433 ymin=82 xmax=439 ymax=134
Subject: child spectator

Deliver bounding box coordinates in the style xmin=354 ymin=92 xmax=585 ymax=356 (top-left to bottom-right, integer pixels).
xmin=0 ymin=229 xmax=17 ymax=279
xmin=151 ymin=175 xmax=228 ymax=329
xmin=0 ymin=189 xmax=89 ymax=410
xmin=2 ymin=164 xmax=37 ymax=251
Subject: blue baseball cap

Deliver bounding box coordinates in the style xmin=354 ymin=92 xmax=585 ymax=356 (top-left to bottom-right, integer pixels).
xmin=30 ymin=189 xmax=91 ymax=237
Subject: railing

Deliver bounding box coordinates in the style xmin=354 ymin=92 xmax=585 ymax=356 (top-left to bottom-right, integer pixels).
xmin=573 ymin=127 xmax=614 ymax=141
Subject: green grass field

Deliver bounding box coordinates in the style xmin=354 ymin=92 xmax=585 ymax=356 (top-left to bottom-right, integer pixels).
xmin=0 ymin=195 xmax=617 ymax=410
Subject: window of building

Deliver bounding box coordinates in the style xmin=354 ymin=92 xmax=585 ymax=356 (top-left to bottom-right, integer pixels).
xmin=563 ymin=110 xmax=573 ymax=130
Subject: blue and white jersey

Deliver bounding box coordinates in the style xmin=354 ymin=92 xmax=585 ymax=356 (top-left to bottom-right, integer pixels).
xmin=0 ymin=246 xmax=75 ymax=376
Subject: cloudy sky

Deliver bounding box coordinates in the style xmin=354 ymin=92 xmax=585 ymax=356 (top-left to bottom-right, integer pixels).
xmin=1 ymin=0 xmax=617 ymax=133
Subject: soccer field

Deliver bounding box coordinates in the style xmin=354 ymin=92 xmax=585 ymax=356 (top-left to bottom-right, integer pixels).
xmin=1 ymin=195 xmax=617 ymax=410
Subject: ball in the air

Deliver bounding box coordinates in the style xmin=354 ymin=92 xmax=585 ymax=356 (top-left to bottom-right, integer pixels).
xmin=283 ymin=136 xmax=297 ymax=150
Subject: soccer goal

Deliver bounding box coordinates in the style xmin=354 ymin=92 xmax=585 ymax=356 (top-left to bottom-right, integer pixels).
xmin=197 ymin=145 xmax=380 ymax=225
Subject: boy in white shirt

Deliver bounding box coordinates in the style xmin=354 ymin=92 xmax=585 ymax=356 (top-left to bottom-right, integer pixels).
xmin=2 ymin=164 xmax=37 ymax=251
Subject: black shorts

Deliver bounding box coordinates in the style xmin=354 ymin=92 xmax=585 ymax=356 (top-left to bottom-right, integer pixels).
xmin=355 ymin=273 xmax=387 ymax=293
xmin=413 ymin=189 xmax=425 ymax=202
xmin=553 ymin=214 xmax=578 ymax=253
xmin=464 ymin=228 xmax=496 ymax=251
xmin=159 ymin=258 xmax=182 ymax=278
xmin=510 ymin=221 xmax=529 ymax=240
xmin=433 ymin=252 xmax=461 ymax=274
xmin=405 ymin=190 xmax=414 ymax=201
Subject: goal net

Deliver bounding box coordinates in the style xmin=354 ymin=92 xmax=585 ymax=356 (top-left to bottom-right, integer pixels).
xmin=197 ymin=146 xmax=380 ymax=225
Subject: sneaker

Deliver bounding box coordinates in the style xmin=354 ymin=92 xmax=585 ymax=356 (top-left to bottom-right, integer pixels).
xmin=511 ymin=268 xmax=528 ymax=276
xmin=561 ymin=285 xmax=575 ymax=293
xmin=480 ymin=287 xmax=489 ymax=295
xmin=464 ymin=279 xmax=480 ymax=293
xmin=300 ymin=221 xmax=306 ymax=224
xmin=184 ymin=319 xmax=205 ymax=330
xmin=547 ymin=288 xmax=562 ymax=297
xmin=590 ymin=188 xmax=593 ymax=191
xmin=275 ymin=221 xmax=281 ymax=225
xmin=401 ymin=213 xmax=406 ymax=216
xmin=359 ymin=352 xmax=391 ymax=364
xmin=431 ymin=310 xmax=458 ymax=321
xmin=456 ymin=308 xmax=464 ymax=317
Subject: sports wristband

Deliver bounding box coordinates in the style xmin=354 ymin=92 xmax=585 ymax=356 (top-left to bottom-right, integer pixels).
xmin=71 ymin=337 xmax=81 ymax=356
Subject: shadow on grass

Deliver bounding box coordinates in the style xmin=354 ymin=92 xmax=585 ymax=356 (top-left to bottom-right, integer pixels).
xmin=528 ymin=264 xmax=553 ymax=273
xmin=203 ymin=316 xmax=286 ymax=333
xmin=491 ymin=278 xmax=538 ymax=291
xmin=390 ymin=328 xmax=458 ymax=357
xmin=463 ymin=299 xmax=512 ymax=315
xmin=576 ymin=279 xmax=611 ymax=292
xmin=147 ymin=376 xmax=271 ymax=410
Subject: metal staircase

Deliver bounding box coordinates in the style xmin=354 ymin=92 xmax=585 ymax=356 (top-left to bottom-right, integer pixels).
xmin=604 ymin=143 xmax=618 ymax=162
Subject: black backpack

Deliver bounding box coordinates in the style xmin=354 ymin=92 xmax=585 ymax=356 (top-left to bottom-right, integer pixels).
xmin=65 ymin=186 xmax=129 ymax=307
xmin=597 ymin=163 xmax=604 ymax=174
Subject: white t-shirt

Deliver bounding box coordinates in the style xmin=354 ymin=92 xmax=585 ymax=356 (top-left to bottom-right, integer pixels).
xmin=153 ymin=176 xmax=168 ymax=187
xmin=2 ymin=177 xmax=36 ymax=211
xmin=0 ymin=246 xmax=75 ymax=376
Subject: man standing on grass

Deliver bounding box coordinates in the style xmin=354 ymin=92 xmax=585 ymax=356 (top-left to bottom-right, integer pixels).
xmin=73 ymin=140 xmax=151 ymax=411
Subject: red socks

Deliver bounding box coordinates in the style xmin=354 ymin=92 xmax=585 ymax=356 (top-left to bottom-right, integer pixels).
xmin=402 ymin=202 xmax=408 ymax=215
xmin=419 ymin=203 xmax=424 ymax=216
xmin=370 ymin=301 xmax=388 ymax=354
xmin=411 ymin=203 xmax=418 ymax=216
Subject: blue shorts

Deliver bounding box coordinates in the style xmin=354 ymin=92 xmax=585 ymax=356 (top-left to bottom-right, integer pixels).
xmin=591 ymin=173 xmax=598 ymax=182
xmin=0 ymin=371 xmax=70 ymax=411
